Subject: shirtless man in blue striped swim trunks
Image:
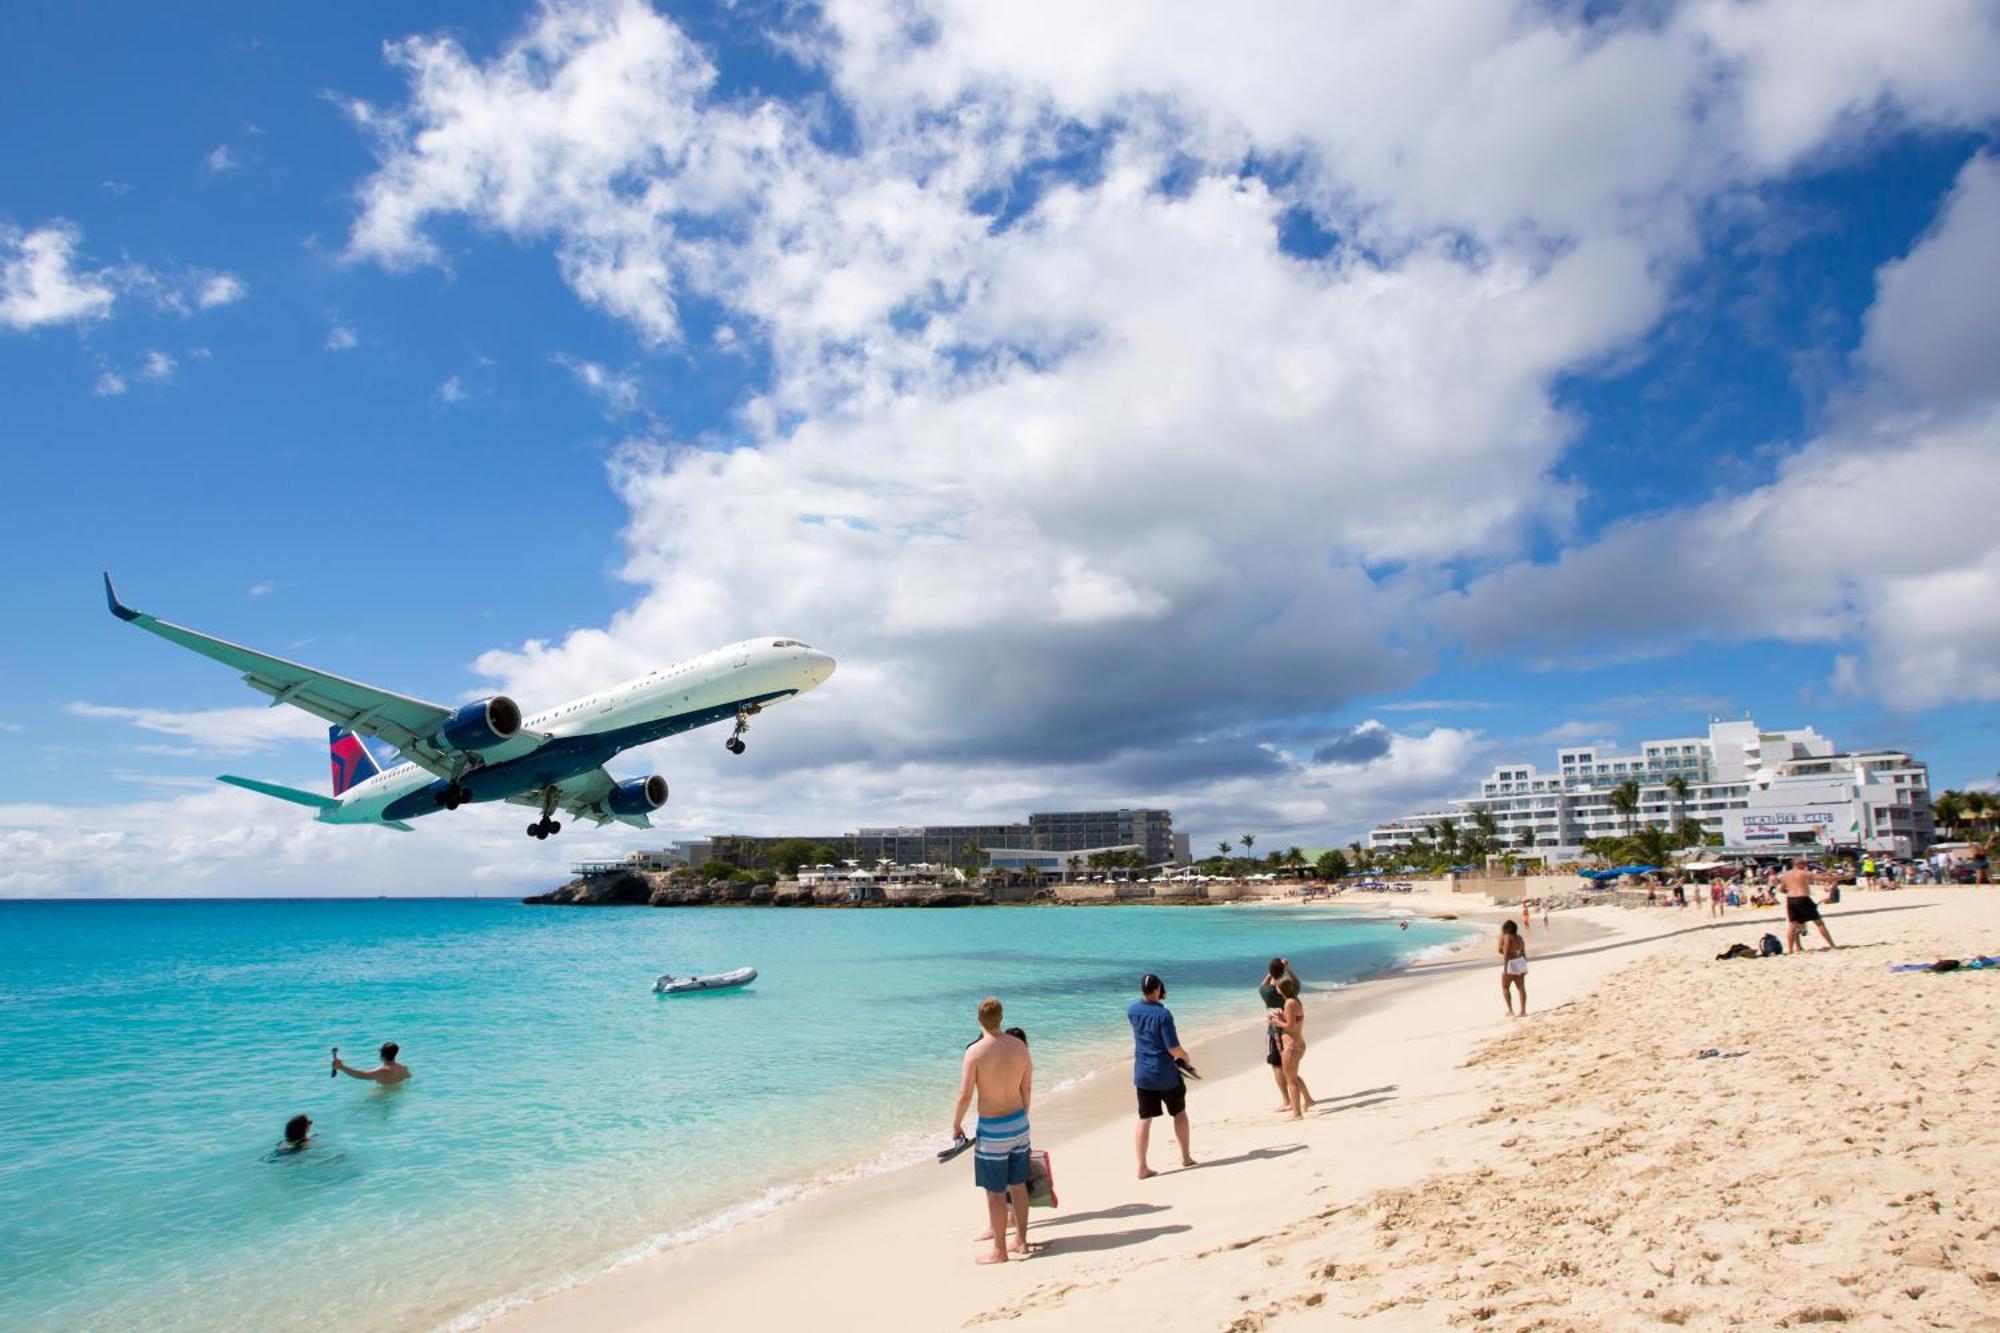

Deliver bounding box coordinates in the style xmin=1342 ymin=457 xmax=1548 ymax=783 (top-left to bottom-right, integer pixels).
xmin=952 ymin=997 xmax=1034 ymax=1264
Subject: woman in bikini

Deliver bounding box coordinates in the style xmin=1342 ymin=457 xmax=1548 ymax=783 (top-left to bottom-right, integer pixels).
xmin=1272 ymin=975 xmax=1308 ymax=1119
xmin=1499 ymin=918 xmax=1528 ymax=1016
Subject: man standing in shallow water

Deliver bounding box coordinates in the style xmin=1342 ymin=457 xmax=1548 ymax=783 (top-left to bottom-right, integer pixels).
xmin=952 ymin=998 xmax=1033 ymax=1265
xmin=333 ymin=1042 xmax=411 ymax=1084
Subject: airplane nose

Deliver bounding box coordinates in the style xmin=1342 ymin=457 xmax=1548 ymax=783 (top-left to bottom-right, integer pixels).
xmin=804 ymin=651 xmax=836 ymax=686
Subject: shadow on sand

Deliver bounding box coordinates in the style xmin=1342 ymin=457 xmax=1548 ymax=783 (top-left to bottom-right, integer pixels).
xmin=1317 ymin=1095 xmax=1395 ymax=1114
xmin=1191 ymin=1143 xmax=1306 ymax=1171
xmin=1029 ymin=1201 xmax=1170 ymax=1230
xmin=1032 ymin=1223 xmax=1192 ymax=1256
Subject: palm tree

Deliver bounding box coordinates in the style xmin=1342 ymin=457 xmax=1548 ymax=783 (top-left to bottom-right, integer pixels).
xmin=961 ymin=840 xmax=984 ymax=871
xmin=1667 ymin=774 xmax=1689 ymax=828
xmin=1967 ymin=791 xmax=1998 ymax=838
xmin=1609 ymin=780 xmax=1641 ymax=838
xmin=1627 ymin=824 xmax=1673 ymax=867
xmin=1579 ymin=836 xmax=1619 ymax=864
xmin=1933 ymin=791 xmax=1964 ymax=838
xmin=1516 ymin=826 xmax=1538 ymax=852
xmin=1672 ymin=816 xmax=1709 ymax=850
xmin=1240 ymin=834 xmax=1256 ymax=854
xmin=1430 ymin=820 xmax=1460 ymax=861
xmin=1217 ymin=840 xmax=1233 ymax=858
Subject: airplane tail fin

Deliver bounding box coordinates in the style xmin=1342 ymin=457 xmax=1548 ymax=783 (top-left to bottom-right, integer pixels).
xmin=220 ymin=775 xmax=411 ymax=830
xmin=328 ymin=725 xmax=394 ymax=796
xmin=219 ymin=775 xmax=339 ymax=810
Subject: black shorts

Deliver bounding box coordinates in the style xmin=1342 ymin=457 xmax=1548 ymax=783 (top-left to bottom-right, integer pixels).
xmin=1265 ymin=1025 xmax=1283 ymax=1067
xmin=1786 ymin=896 xmax=1821 ymax=925
xmin=1137 ymin=1081 xmax=1187 ymax=1119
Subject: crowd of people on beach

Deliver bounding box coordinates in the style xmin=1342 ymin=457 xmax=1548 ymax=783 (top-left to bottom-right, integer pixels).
xmin=1627 ymin=858 xmax=1869 ymax=949
xmin=947 ymin=950 xmax=1385 ymax=1265
xmin=945 ymin=853 xmax=1896 ymax=1262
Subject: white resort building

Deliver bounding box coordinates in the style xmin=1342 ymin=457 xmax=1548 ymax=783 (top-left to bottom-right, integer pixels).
xmin=1367 ymin=717 xmax=1934 ymax=863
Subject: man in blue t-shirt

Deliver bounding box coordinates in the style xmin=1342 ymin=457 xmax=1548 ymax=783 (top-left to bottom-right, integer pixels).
xmin=1128 ymin=973 xmax=1196 ymax=1178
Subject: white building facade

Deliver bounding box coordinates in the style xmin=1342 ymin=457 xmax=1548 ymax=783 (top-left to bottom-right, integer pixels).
xmin=1367 ymin=717 xmax=1933 ymax=862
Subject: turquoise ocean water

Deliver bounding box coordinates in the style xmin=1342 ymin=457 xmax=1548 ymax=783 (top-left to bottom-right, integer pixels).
xmin=0 ymin=899 xmax=1465 ymax=1331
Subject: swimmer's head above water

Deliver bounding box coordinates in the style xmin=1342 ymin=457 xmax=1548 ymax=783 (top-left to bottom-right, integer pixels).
xmin=283 ymin=1114 xmax=311 ymax=1147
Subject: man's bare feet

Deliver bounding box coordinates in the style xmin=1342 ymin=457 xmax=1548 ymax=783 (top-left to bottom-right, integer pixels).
xmin=1009 ymin=1239 xmax=1031 ymax=1256
xmin=1137 ymin=1166 xmax=1158 ymax=1179
xmin=975 ymin=1250 xmax=1009 ymax=1265
xmin=1286 ymin=1112 xmax=1303 ymax=1121
xmin=1180 ymin=1156 xmax=1197 ymax=1168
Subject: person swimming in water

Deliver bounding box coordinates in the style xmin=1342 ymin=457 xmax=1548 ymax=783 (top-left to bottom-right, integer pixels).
xmin=332 ymin=1042 xmax=411 ymax=1084
xmin=275 ymin=1114 xmax=312 ymax=1153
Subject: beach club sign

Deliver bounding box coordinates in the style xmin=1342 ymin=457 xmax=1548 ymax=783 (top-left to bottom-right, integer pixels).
xmin=1737 ymin=810 xmax=1837 ymax=843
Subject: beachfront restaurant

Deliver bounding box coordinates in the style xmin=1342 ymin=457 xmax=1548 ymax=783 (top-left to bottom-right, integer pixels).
xmin=982 ymin=844 xmax=1146 ymax=880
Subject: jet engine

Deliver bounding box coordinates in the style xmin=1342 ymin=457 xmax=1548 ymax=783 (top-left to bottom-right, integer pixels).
xmin=436 ymin=696 xmax=523 ymax=752
xmin=607 ymin=774 xmax=669 ymax=816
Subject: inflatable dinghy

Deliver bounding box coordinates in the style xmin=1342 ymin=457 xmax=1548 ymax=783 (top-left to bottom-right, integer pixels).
xmin=653 ymin=967 xmax=757 ymax=995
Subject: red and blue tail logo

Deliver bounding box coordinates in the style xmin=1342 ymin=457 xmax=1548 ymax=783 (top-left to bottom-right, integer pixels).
xmin=328 ymin=727 xmax=391 ymax=796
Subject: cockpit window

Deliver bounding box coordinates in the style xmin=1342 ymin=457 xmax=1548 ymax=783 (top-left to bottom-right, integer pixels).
xmin=772 ymin=639 xmax=809 ymax=648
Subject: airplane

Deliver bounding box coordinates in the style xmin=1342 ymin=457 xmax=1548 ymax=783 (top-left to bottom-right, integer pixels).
xmin=102 ymin=574 xmax=834 ymax=839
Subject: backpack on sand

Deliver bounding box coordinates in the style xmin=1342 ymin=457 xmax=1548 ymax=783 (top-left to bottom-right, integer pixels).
xmin=1759 ymin=933 xmax=1783 ymax=957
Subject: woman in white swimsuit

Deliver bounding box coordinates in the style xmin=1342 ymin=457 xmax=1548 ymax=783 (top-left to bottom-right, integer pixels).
xmin=1499 ymin=919 xmax=1528 ymax=1017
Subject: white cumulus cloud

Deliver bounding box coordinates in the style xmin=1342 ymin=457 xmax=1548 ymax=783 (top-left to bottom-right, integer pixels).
xmin=552 ymin=353 xmax=642 ymax=415
xmin=64 ymin=701 xmax=328 ymax=755
xmin=1859 ymin=152 xmax=2000 ymax=412
xmin=1 ymin=221 xmax=117 ymax=331
xmin=197 ymin=273 xmax=246 ymax=308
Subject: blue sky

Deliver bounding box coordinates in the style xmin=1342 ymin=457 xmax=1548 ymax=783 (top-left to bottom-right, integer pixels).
xmin=3 ymin=1 xmax=1998 ymax=895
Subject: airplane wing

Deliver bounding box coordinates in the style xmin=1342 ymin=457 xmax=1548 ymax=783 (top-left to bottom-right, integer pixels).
xmin=504 ymin=768 xmax=657 ymax=829
xmin=104 ymin=574 xmax=547 ymax=779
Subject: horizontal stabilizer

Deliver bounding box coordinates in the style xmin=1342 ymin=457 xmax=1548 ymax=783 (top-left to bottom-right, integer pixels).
xmin=218 ymin=775 xmax=339 ymax=810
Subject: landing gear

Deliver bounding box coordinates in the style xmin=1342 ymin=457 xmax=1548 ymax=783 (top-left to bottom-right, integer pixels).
xmin=726 ymin=704 xmax=759 ymax=755
xmin=434 ymin=761 xmax=478 ymax=810
xmin=526 ymin=787 xmax=562 ymax=839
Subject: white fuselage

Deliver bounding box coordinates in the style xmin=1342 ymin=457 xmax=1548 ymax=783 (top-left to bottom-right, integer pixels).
xmin=323 ymin=638 xmax=834 ymax=824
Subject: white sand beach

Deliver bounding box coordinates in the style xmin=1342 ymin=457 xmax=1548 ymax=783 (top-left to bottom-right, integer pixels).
xmin=497 ymin=889 xmax=2000 ymax=1332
